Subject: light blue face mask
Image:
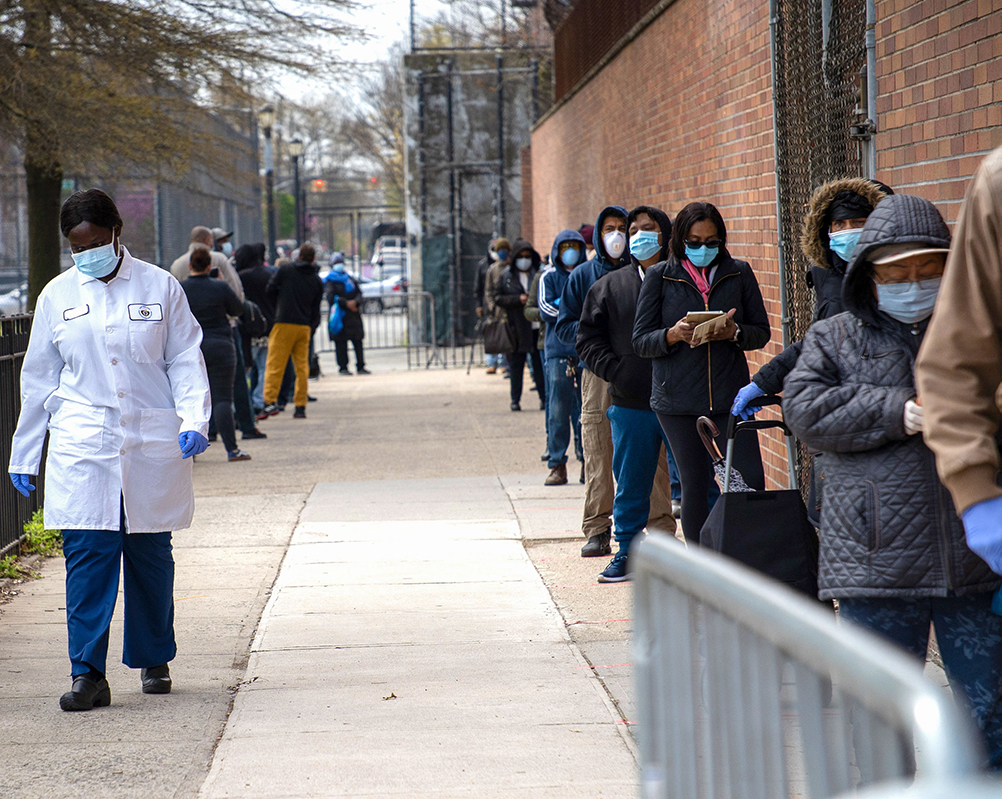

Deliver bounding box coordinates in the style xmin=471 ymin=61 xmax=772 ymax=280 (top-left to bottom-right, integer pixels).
xmin=629 ymin=230 xmax=661 ymax=261
xmin=874 ymin=277 xmax=941 ymax=324
xmin=221 ymin=241 xmax=234 ymax=257
xmin=829 ymin=228 xmax=862 ymax=262
xmin=685 ymin=243 xmax=719 ymax=268
xmin=72 ymin=237 xmax=121 ymax=278
xmin=560 ymin=247 xmax=580 ymax=268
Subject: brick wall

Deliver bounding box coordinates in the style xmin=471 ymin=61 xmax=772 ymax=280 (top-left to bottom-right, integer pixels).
xmin=876 ymin=0 xmax=1002 ymax=222
xmin=531 ymin=0 xmax=791 ymax=487
xmin=532 ymin=0 xmax=1002 ymax=490
xmin=521 ymin=146 xmax=534 ymax=246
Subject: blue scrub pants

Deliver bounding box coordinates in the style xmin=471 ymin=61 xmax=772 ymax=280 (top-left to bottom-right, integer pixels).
xmin=607 ymin=404 xmax=681 ymax=555
xmin=62 ymin=518 xmax=176 ymax=677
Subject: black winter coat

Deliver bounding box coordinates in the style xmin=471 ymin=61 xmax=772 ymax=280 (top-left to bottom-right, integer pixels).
xmin=784 ymin=192 xmax=997 ymax=599
xmin=324 ymin=278 xmax=364 ymax=342
xmin=495 ymin=240 xmax=542 ymax=354
xmin=577 ymin=265 xmax=652 ymax=410
xmin=267 ymin=261 xmax=323 ymax=329
xmin=632 ymin=254 xmax=771 ymax=415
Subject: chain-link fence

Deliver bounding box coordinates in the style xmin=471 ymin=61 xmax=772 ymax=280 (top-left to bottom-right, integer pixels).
xmin=773 ymin=0 xmax=867 ymax=491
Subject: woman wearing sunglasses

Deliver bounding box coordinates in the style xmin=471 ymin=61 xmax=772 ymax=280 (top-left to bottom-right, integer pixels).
xmin=633 ymin=201 xmax=771 ymax=542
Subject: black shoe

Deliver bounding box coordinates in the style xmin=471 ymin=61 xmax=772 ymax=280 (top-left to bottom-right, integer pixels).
xmin=598 ymin=550 xmax=631 ymax=583
xmin=580 ymin=462 xmax=585 ymax=484
xmin=539 ymin=400 xmax=546 ymax=410
xmin=206 ymin=433 xmax=217 ymax=442
xmin=510 ymin=401 xmax=521 ymax=411
xmin=141 ymin=664 xmax=172 ymax=694
xmin=307 ymin=395 xmax=318 ymax=402
xmin=60 ymin=674 xmax=111 ymax=711
xmin=357 ymin=367 xmax=371 ymax=375
xmin=581 ymin=531 xmax=612 ymax=558
xmin=293 ymin=406 xmax=307 ymax=418
xmin=242 ymin=428 xmax=267 ymax=440
xmin=541 ymin=451 xmax=550 ymax=462
xmin=339 ymin=367 xmax=352 ymax=375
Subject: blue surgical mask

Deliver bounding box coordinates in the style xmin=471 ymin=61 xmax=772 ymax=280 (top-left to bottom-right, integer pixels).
xmin=221 ymin=241 xmax=233 ymax=257
xmin=496 ymin=249 xmax=509 ymax=262
xmin=684 ymin=244 xmax=719 ymax=268
xmin=333 ymin=263 xmax=345 ymax=272
xmin=874 ymin=277 xmax=941 ymax=324
xmin=560 ymin=247 xmax=580 ymax=268
xmin=829 ymin=228 xmax=862 ymax=262
xmin=72 ymin=237 xmax=121 ymax=278
xmin=629 ymin=230 xmax=661 ymax=261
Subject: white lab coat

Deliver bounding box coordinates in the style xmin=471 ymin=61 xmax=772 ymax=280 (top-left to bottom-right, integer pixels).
xmin=8 ymin=248 xmax=211 ymax=533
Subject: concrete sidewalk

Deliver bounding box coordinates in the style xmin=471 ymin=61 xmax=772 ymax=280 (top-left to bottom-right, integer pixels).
xmin=0 ymin=349 xmax=637 ymax=798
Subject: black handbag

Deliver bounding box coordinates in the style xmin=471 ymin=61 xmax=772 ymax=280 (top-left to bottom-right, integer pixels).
xmin=240 ymin=300 xmax=269 ymax=338
xmin=482 ymin=315 xmax=516 ymax=355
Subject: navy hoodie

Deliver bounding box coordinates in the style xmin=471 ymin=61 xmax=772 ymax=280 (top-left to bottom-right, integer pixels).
xmin=553 ymin=205 xmax=630 ymax=358
xmin=538 ymin=229 xmax=588 ymax=359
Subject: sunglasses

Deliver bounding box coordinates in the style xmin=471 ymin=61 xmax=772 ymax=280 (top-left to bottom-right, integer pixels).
xmin=683 ymin=240 xmax=722 ymax=249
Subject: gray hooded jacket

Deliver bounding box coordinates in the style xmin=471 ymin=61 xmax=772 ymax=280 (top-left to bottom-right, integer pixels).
xmin=783 ymin=194 xmax=1000 ymax=599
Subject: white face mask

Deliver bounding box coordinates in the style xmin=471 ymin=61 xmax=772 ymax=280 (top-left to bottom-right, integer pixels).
xmin=515 ymin=257 xmax=532 ymax=271
xmin=603 ymin=230 xmax=626 ymax=259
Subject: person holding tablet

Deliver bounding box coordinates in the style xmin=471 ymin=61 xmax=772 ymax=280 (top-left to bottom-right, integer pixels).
xmin=632 ymin=201 xmax=771 ymax=541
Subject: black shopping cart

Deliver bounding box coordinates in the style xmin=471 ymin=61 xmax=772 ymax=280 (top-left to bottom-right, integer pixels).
xmin=697 ymin=396 xmax=819 ymax=598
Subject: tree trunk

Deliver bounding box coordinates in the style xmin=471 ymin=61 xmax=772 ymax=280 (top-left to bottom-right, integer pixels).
xmin=24 ymin=153 xmax=62 ymax=310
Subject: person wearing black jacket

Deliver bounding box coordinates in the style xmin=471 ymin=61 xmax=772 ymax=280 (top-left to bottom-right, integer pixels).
xmin=181 ymin=248 xmax=251 ymax=461
xmin=495 ymin=239 xmax=545 ymax=411
xmin=633 ymin=202 xmax=771 ymax=541
xmin=260 ymin=243 xmax=324 ymax=419
xmin=236 ymin=243 xmax=276 ymax=413
xmin=577 ymin=206 xmax=680 ymax=582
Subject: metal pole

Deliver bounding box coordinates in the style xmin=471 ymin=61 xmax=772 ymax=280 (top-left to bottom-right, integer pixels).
xmin=264 ymin=128 xmax=276 ymax=263
xmin=417 ymin=72 xmax=427 ymax=235
xmin=292 ymin=155 xmax=301 ymax=244
xmin=446 ymin=60 xmax=457 ymax=353
xmin=409 ymin=0 xmax=415 ymax=52
xmin=350 ymin=209 xmax=357 ymax=272
xmin=865 ymin=0 xmax=878 ymax=179
xmin=769 ymin=0 xmax=799 ymax=491
xmin=500 ymin=0 xmax=506 ymax=47
xmin=496 ymin=53 xmax=505 ymax=237
xmin=530 ymin=58 xmax=540 ymax=124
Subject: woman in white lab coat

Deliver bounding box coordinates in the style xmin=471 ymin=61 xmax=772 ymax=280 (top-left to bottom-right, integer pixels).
xmin=8 ymin=189 xmax=211 ymax=711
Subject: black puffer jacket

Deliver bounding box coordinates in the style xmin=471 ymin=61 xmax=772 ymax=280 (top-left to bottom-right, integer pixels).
xmin=784 ymin=194 xmax=999 ymax=599
xmin=495 ymin=240 xmax=541 ymax=354
xmin=754 ymin=178 xmax=889 ymax=394
xmin=632 ymin=254 xmax=771 ymax=415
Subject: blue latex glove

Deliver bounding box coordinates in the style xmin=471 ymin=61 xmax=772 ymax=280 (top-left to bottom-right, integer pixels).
xmin=178 ymin=431 xmax=209 ymax=459
xmin=731 ymin=382 xmax=767 ymax=421
xmin=962 ymin=495 xmax=1002 ymax=575
xmin=9 ymin=473 xmax=36 ymax=497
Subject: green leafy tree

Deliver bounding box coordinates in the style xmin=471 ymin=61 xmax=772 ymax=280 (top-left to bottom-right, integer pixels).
xmin=0 ymin=0 xmax=358 ymax=306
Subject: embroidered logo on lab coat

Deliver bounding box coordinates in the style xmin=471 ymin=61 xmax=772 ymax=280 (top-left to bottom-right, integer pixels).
xmin=128 ymin=303 xmax=163 ymax=321
xmin=62 ymin=304 xmax=90 ymax=321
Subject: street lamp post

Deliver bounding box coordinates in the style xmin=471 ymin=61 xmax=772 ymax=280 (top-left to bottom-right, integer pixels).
xmin=288 ymin=138 xmax=304 ymax=245
xmin=258 ymin=104 xmax=277 ymax=262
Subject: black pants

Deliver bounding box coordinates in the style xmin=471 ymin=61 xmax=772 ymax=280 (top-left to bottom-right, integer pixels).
xmin=335 ymin=338 xmax=365 ymax=371
xmin=656 ymin=412 xmax=765 ymax=542
xmin=202 ymin=337 xmax=238 ymax=454
xmin=508 ymin=349 xmax=545 ymax=406
xmin=278 ymin=358 xmax=295 ymax=406
xmin=232 ymin=326 xmax=256 ymax=433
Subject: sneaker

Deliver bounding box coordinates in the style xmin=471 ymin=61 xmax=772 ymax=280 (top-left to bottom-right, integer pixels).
xmin=227 ymin=449 xmax=252 ymax=462
xmin=544 ymin=464 xmax=567 ymax=486
xmin=357 ymin=367 xmax=371 ymax=375
xmin=598 ymin=551 xmax=631 ymax=583
xmin=293 ymin=406 xmax=306 ymax=418
xmin=672 ymin=499 xmax=682 ymax=519
xmin=339 ymin=367 xmax=352 ymax=375
xmin=486 ymin=366 xmax=497 ymax=374
xmin=510 ymin=401 xmax=521 ymax=412
xmin=581 ymin=530 xmax=611 ymax=558
xmin=260 ymin=403 xmax=280 ymax=418
xmin=307 ymin=395 xmax=318 ymax=402
xmin=242 ymin=428 xmax=267 ymax=440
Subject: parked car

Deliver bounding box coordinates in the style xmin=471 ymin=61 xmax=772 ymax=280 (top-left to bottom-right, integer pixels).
xmin=0 ymin=283 xmax=28 ymax=316
xmin=360 ymin=274 xmax=408 ymax=314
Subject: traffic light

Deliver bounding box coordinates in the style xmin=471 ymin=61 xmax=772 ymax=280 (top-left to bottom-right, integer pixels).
xmin=312 ymin=179 xmax=325 ymax=192
xmin=370 ymin=176 xmax=378 ymax=185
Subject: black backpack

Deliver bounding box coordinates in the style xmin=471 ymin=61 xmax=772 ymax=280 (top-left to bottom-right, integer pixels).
xmin=240 ymin=300 xmax=269 ymax=338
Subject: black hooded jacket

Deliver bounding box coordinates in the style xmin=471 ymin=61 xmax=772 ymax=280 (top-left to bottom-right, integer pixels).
xmin=576 ymin=207 xmax=673 ymax=410
xmin=266 ymin=259 xmax=324 ymax=329
xmin=783 ymin=194 xmax=997 ymax=599
xmin=495 ymin=239 xmax=542 ymax=353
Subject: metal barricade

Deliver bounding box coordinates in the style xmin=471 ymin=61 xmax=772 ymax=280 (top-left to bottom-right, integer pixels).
xmin=633 ymin=534 xmax=983 ymax=799
xmin=0 ymin=314 xmax=44 ymax=557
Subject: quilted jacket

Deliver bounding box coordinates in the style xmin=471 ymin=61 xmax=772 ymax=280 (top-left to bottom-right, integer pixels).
xmin=784 ymin=193 xmax=1000 ymax=599
xmin=632 ymin=253 xmax=771 ymax=415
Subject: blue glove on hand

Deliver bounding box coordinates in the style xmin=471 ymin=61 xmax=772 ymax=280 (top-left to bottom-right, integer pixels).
xmin=9 ymin=473 xmax=36 ymax=497
xmin=178 ymin=431 xmax=209 ymax=459
xmin=731 ymin=382 xmax=767 ymax=421
xmin=962 ymin=495 xmax=1002 ymax=575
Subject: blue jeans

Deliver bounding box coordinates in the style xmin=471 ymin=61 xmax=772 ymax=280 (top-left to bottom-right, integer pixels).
xmin=63 ymin=522 xmax=176 ymax=676
xmin=839 ymin=593 xmax=1002 ymax=769
xmin=607 ymin=404 xmax=681 ymax=554
xmin=486 ymin=353 xmax=501 ymax=368
xmin=250 ymin=340 xmax=268 ymax=410
xmin=546 ymin=356 xmax=582 ymax=468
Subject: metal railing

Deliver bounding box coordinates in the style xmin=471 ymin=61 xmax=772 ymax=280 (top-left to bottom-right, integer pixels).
xmin=0 ymin=314 xmax=43 ymax=557
xmin=633 ymin=533 xmax=983 ymax=799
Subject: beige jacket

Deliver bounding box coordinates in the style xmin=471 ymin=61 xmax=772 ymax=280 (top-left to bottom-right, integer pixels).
xmin=916 ymin=145 xmax=1002 ymax=513
xmin=483 ymin=259 xmax=508 ymax=321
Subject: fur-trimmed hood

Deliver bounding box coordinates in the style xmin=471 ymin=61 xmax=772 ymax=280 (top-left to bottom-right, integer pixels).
xmin=801 ymin=178 xmax=891 ymax=270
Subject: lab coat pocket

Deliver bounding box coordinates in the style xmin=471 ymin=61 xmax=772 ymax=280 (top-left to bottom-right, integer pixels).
xmin=130 ymin=321 xmax=166 ymax=363
xmin=139 ymin=409 xmax=182 ymax=460
xmin=50 ymin=405 xmax=106 ymax=457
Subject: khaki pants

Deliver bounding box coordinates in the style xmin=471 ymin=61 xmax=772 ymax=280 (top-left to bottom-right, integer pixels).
xmin=263 ymin=323 xmax=311 ymax=408
xmin=580 ymin=369 xmax=674 ymax=539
